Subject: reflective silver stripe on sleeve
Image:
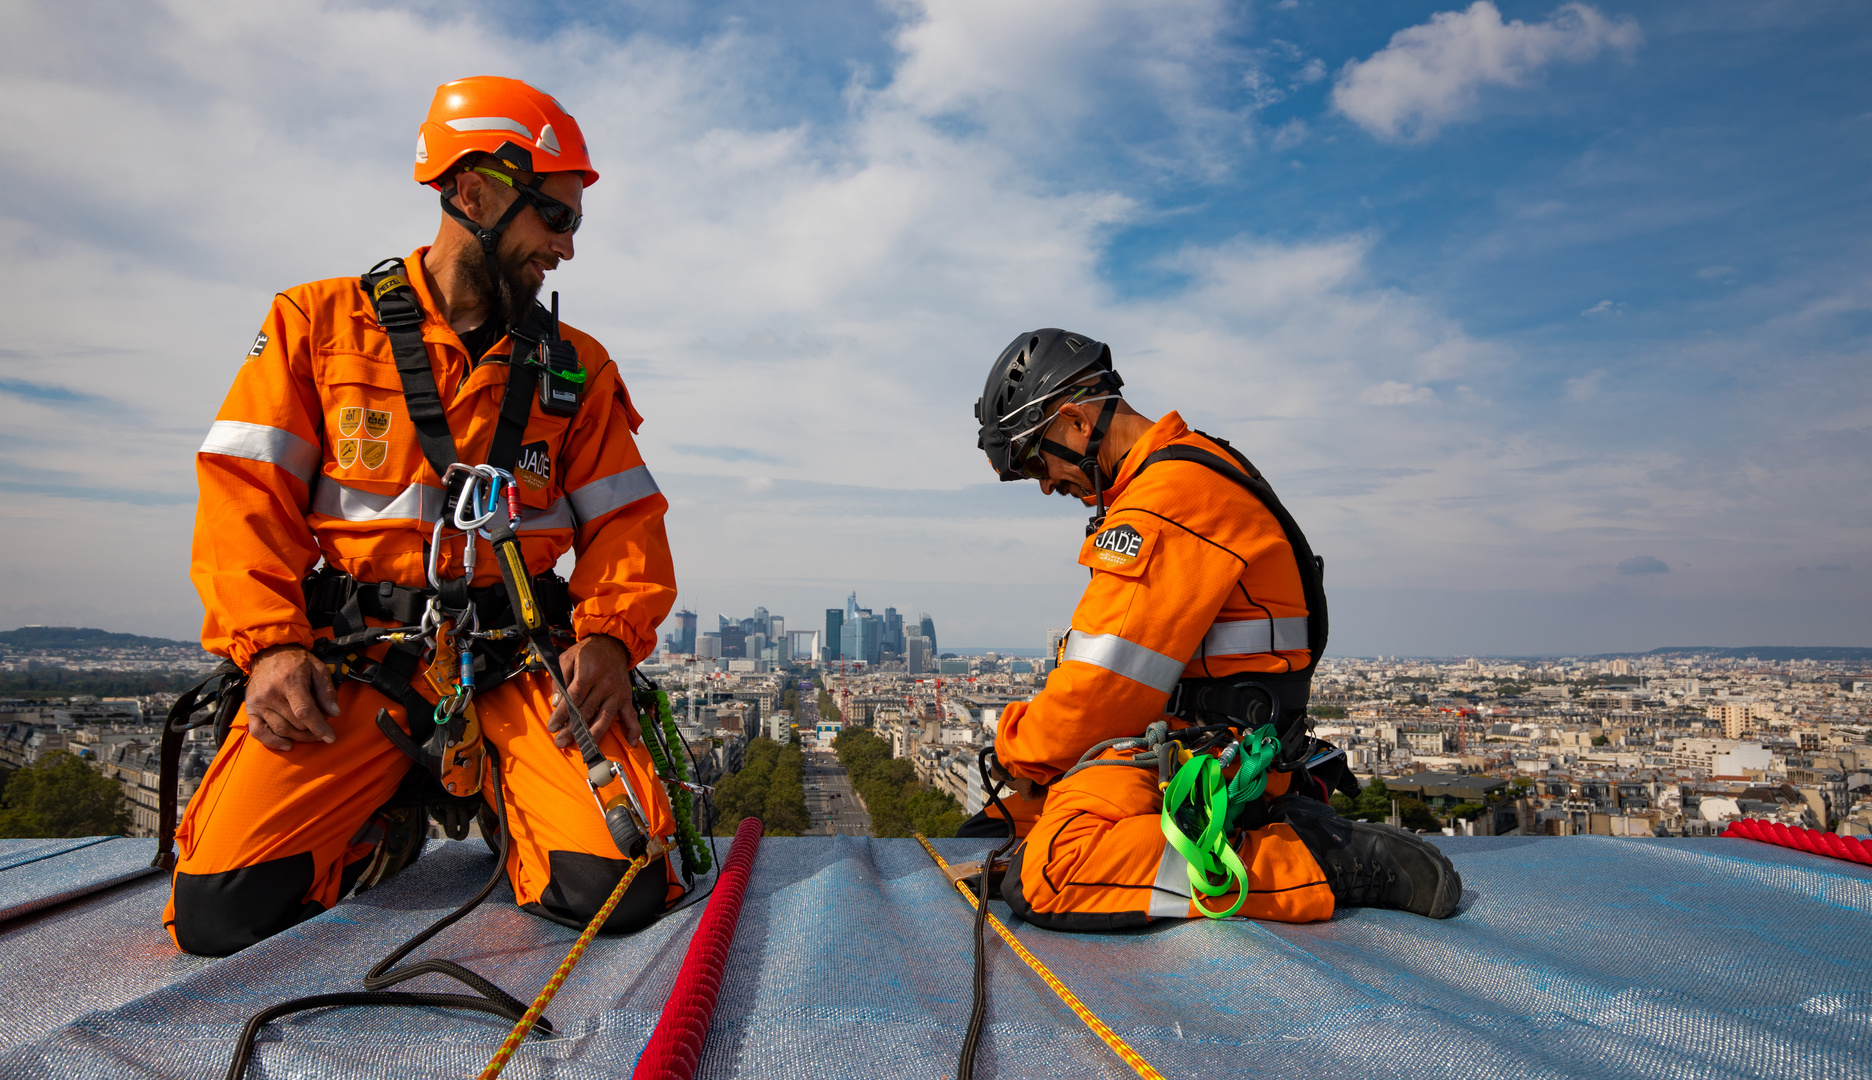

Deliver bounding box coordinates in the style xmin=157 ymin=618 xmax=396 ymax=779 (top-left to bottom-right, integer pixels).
xmin=199 ymin=421 xmax=319 ymax=484
xmin=515 ymin=498 xmax=575 ymax=532
xmin=309 ymin=480 xmax=444 ymax=523
xmin=567 ymin=465 xmax=660 ymax=527
xmin=1060 ymin=631 xmax=1184 ymax=694
xmin=1203 ymin=617 xmax=1309 ymax=656
xmin=1150 ymin=842 xmax=1193 ymax=918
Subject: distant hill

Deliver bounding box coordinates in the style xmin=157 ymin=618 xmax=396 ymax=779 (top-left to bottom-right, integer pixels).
xmin=1643 ymin=646 xmax=1872 ymax=663
xmin=0 ymin=626 xmax=196 ymax=651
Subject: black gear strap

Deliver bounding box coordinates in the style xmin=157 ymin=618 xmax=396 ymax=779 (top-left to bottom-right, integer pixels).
xmin=1130 ymin=435 xmax=1329 ymax=664
xmin=359 ymin=258 xmax=542 ymax=496
xmin=151 ymin=661 xmax=244 ymax=871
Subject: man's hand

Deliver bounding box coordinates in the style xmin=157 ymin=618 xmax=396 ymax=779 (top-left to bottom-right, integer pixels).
xmin=245 ymin=644 xmax=341 ymax=752
xmin=548 ymin=634 xmax=639 ymax=749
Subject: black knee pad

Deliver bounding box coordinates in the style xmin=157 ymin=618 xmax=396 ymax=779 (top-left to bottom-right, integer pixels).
xmin=524 ymin=850 xmax=669 ymax=934
xmin=169 ymin=852 xmax=327 ymax=956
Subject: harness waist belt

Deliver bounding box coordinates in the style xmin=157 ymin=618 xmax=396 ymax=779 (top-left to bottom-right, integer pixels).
xmin=1202 ymin=617 xmax=1308 ymax=656
xmin=301 ymin=565 xmax=573 ymax=636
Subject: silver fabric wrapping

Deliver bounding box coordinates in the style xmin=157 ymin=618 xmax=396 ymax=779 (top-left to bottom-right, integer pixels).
xmin=0 ymin=835 xmax=1867 ymax=1078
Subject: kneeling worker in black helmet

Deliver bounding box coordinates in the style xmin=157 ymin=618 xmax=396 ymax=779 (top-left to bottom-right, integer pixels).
xmin=964 ymin=328 xmax=1462 ymax=928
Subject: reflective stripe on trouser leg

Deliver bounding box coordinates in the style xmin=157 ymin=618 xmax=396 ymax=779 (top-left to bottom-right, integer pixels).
xmin=1149 ymin=841 xmax=1192 ymax=918
xmin=1019 ymin=756 xmax=1336 ymax=926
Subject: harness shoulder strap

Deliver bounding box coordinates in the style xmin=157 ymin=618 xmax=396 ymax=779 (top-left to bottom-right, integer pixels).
xmin=361 ymin=259 xmax=458 ymax=485
xmin=1131 ymin=437 xmax=1330 ymax=665
xmin=360 ymin=260 xmax=551 ymax=485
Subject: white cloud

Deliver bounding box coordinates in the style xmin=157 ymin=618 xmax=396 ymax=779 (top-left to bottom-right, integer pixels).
xmin=1331 ymin=2 xmax=1642 ymax=142
xmin=1581 ymin=299 xmax=1624 ymax=316
xmin=1360 ymin=381 xmax=1438 ymax=406
xmin=0 ymin=0 xmax=1858 ymax=653
xmin=1564 ymin=371 xmax=1604 ymax=400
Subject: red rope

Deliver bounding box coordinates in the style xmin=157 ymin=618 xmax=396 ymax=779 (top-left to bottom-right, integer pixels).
xmin=632 ymin=817 xmax=765 ymax=1080
xmin=1724 ymin=818 xmax=1872 ymax=866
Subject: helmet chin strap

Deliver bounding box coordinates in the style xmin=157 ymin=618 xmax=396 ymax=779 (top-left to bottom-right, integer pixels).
xmin=1036 ymin=396 xmax=1121 ymax=535
xmin=440 ymin=187 xmax=529 ymax=327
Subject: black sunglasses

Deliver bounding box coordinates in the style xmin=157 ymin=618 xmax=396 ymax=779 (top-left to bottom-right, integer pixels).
xmin=516 ymin=183 xmax=582 ymax=235
xmin=1008 ymin=414 xmax=1059 ymax=480
xmin=471 ymin=166 xmax=582 ymax=235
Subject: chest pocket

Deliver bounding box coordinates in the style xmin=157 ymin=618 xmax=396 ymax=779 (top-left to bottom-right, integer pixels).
xmin=510 ymin=435 xmax=561 ymax=510
xmin=1078 ymin=519 xmax=1158 ymax=578
xmin=319 ymin=353 xmax=417 ymax=484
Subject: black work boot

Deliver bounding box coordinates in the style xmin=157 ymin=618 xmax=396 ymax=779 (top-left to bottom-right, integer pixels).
xmin=346 ymin=806 xmax=428 ymax=897
xmin=1272 ymin=795 xmax=1462 ymax=918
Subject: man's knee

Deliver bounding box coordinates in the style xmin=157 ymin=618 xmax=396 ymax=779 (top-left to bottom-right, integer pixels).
xmin=168 ymin=852 xmax=327 ymax=956
xmin=1000 ymin=845 xmax=1148 ymax=932
xmin=523 ymin=850 xmax=668 ymax=934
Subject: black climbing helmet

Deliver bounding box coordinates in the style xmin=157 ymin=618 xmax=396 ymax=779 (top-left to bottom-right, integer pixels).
xmin=974 ymin=328 xmax=1123 ymax=482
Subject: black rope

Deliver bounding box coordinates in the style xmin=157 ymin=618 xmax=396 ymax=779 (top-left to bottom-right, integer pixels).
xmin=223 ymin=745 xmax=541 ymax=1080
xmin=958 ymin=747 xmax=1022 ymax=1080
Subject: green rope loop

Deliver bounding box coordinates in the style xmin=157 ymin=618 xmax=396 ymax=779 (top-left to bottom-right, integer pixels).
xmin=640 ymin=689 xmax=711 ymax=875
xmin=1157 ymin=723 xmax=1279 ymax=919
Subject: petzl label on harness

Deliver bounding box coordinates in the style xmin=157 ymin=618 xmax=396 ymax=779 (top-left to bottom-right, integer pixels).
xmin=1079 ymin=521 xmax=1154 ymax=576
xmin=338 ymin=407 xmax=363 ymax=437
xmin=516 ymin=440 xmax=552 ymax=492
xmin=360 ymin=439 xmax=388 ymax=470
xmin=364 ymin=409 xmax=392 ymax=439
xmin=335 ymin=439 xmax=359 ymax=469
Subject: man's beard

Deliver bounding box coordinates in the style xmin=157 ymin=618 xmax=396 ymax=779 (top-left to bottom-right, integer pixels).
xmin=455 ymin=242 xmax=542 ymax=334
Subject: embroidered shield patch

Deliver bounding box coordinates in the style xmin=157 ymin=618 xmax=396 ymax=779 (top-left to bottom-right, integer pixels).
xmin=364 ymin=410 xmax=392 ymax=439
xmin=335 ymin=439 xmax=359 ymax=469
xmin=338 ymin=408 xmax=363 ymax=437
xmin=359 ymin=439 xmax=388 ymax=470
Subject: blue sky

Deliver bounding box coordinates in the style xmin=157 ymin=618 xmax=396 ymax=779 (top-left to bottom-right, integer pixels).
xmin=0 ymin=0 xmax=1866 ymax=654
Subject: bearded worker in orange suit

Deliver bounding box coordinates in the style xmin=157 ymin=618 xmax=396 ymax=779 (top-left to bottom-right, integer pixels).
xmin=964 ymin=329 xmax=1462 ymax=929
xmin=166 ymin=77 xmax=683 ymax=955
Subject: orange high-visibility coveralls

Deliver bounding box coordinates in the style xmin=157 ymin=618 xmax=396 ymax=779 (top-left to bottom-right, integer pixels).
xmin=168 ymin=248 xmax=679 ymax=955
xmin=993 ymin=412 xmax=1334 ymax=930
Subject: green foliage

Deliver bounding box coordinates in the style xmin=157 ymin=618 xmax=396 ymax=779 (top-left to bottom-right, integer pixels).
xmin=711 ymin=737 xmax=810 ymax=837
xmin=0 ymin=752 xmax=130 ymax=838
xmin=1448 ymin=801 xmax=1485 ymax=821
xmin=817 ymin=690 xmax=841 ymax=722
xmin=1397 ymin=797 xmax=1439 ymax=832
xmin=782 ymin=689 xmax=799 ymax=715
xmin=833 ymin=728 xmax=964 ymax=838
xmin=1308 ymin=705 xmax=1347 ymax=720
xmin=1591 ymin=734 xmax=1611 ymax=746
xmin=1337 ymin=777 xmax=1392 ymax=823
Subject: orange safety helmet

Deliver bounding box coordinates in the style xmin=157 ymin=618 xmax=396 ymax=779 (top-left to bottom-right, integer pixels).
xmin=414 ymin=76 xmax=598 ymax=188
